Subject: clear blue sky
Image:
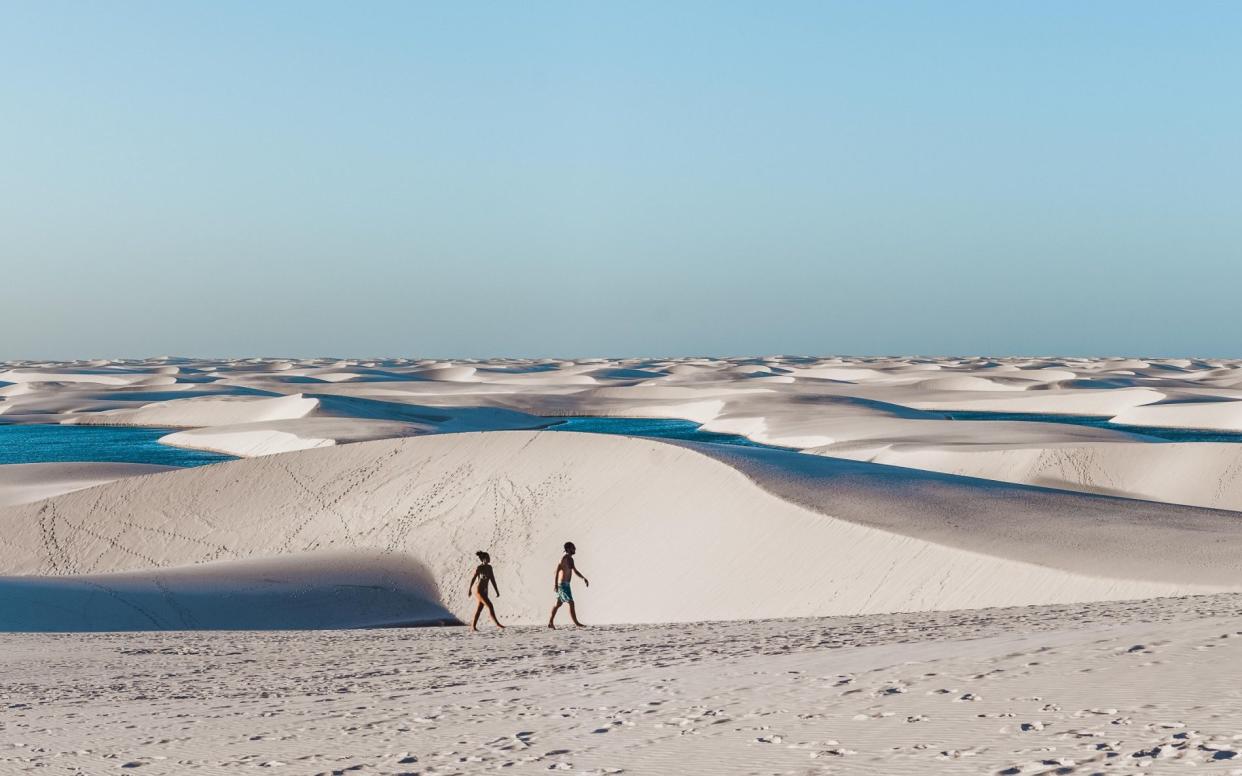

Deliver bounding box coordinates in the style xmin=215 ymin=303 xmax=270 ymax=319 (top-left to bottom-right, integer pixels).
xmin=3 ymin=1 xmax=1239 ymax=360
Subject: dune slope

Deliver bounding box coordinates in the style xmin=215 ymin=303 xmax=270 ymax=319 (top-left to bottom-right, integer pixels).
xmin=0 ymin=462 xmax=175 ymax=508
xmin=834 ymin=440 xmax=1242 ymax=512
xmin=1 ymin=431 xmax=1239 ymax=629
xmin=0 ymin=550 xmax=453 ymax=631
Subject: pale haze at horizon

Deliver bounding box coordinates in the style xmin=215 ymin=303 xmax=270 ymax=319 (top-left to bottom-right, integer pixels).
xmin=3 ymin=2 xmax=1239 ymax=360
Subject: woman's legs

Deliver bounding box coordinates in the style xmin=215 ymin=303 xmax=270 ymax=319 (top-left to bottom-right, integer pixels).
xmin=474 ymin=594 xmax=503 ymax=629
xmin=484 ymin=597 xmax=504 ymax=628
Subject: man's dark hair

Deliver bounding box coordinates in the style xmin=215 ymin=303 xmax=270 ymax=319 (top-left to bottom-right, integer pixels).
xmin=564 ymin=541 xmax=575 ymax=552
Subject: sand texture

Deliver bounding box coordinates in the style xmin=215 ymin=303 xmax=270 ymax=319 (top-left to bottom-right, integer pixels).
xmin=4 ymin=355 xmax=1242 ymax=773
xmin=1 ymin=431 xmax=1239 ymax=630
xmin=5 ymin=594 xmax=1242 ymax=774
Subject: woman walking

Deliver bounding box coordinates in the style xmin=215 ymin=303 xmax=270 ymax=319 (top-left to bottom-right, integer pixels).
xmin=467 ymin=551 xmax=504 ymax=631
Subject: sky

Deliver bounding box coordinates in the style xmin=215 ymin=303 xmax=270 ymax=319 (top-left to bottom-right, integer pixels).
xmin=2 ymin=1 xmax=1240 ymax=360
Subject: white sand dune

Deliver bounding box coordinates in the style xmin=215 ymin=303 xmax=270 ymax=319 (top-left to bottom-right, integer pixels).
xmin=0 ymin=550 xmax=453 ymax=631
xmin=408 ymin=364 xmax=479 ymax=381
xmin=150 ymin=393 xmax=552 ymax=458
xmin=0 ymin=462 xmax=175 ymax=507
xmin=159 ymin=417 xmax=428 ymax=457
xmin=0 ymin=368 xmax=177 ymax=386
xmin=6 ymin=593 xmax=1242 ymax=774
xmin=0 ymin=382 xmax=36 ymax=397
xmin=914 ymin=374 xmax=1029 ymax=391
xmin=839 ymin=440 xmax=1242 ymax=512
xmin=1110 ymin=398 xmax=1242 ymax=430
xmin=706 ymin=442 xmax=1242 ymax=583
xmin=702 ymin=395 xmax=1140 ymax=450
xmin=6 ymin=355 xmax=1242 ymax=774
xmin=1 ymin=431 xmax=1238 ymax=630
xmin=0 ymin=383 xmax=275 ymax=420
xmin=68 ymin=393 xmax=318 ymax=427
xmin=902 ymin=386 xmax=1164 ymax=415
xmin=589 ymin=384 xmax=773 ymax=399
xmin=3 ymin=355 xmax=1242 ymax=549
xmin=784 ymin=365 xmax=893 ymax=382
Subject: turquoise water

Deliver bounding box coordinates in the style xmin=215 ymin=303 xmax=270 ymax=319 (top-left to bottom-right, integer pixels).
xmin=4 ymin=412 xmax=1234 ymax=473
xmin=0 ymin=425 xmax=235 ymax=467
xmin=940 ymin=411 xmax=1242 ymax=443
xmin=548 ymin=417 xmax=791 ymax=449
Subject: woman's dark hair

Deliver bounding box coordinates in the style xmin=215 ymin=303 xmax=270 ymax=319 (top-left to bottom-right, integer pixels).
xmin=476 ymin=550 xmax=490 ymax=562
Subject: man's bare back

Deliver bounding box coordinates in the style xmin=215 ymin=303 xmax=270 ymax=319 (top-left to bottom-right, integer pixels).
xmin=557 ymin=553 xmax=575 ymax=584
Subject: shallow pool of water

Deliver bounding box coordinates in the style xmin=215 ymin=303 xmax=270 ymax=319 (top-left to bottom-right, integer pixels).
xmin=0 ymin=425 xmax=235 ymax=467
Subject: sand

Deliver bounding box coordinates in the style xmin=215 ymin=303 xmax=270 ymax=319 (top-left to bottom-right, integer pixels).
xmin=839 ymin=440 xmax=1242 ymax=511
xmin=0 ymin=550 xmax=453 ymax=631
xmin=5 ymin=355 xmax=1242 ymax=773
xmin=5 ymin=593 xmax=1242 ymax=774
xmin=1 ymin=431 xmax=1239 ymax=631
xmin=0 ymin=462 xmax=174 ymax=507
xmin=67 ymin=393 xmax=320 ymax=427
xmin=4 ymin=355 xmax=1242 ymax=626
xmin=4 ymin=355 xmax=1242 ymax=619
xmin=158 ymin=417 xmax=428 ymax=457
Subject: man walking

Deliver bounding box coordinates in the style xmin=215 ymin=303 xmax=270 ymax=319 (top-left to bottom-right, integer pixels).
xmin=549 ymin=541 xmax=589 ymax=629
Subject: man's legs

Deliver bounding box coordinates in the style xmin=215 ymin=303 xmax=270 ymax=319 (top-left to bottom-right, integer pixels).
xmin=548 ymin=600 xmax=561 ymax=629
xmin=472 ymin=601 xmax=484 ymax=631
xmin=568 ymin=601 xmax=584 ymax=627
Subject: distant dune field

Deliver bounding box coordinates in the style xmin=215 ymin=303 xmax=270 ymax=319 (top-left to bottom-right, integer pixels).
xmin=3 ymin=355 xmax=1242 ymax=630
